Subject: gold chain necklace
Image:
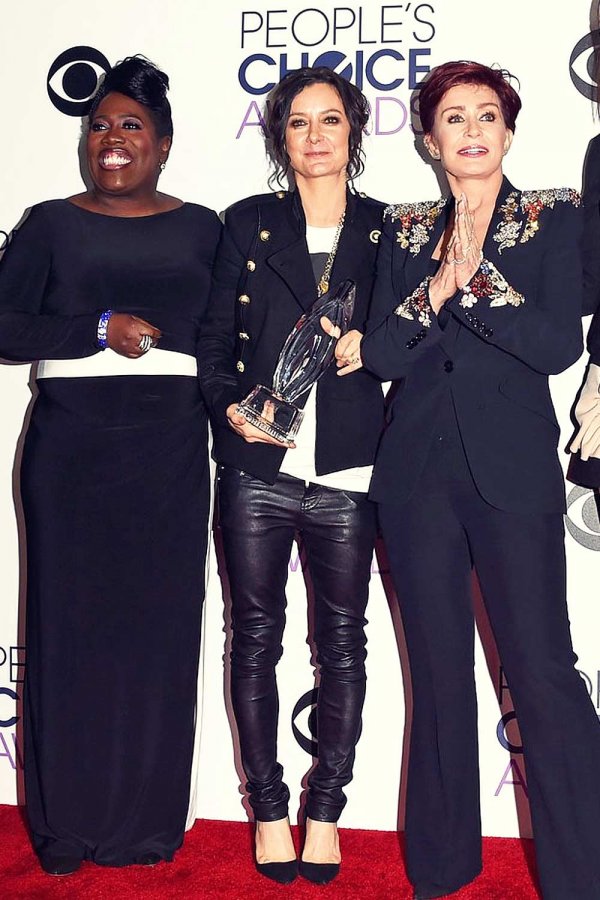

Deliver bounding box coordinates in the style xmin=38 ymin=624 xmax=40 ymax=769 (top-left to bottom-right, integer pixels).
xmin=317 ymin=208 xmax=346 ymax=297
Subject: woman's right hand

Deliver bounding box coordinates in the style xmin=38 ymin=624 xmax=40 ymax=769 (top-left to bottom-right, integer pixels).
xmin=226 ymin=403 xmax=295 ymax=447
xmin=429 ymin=258 xmax=459 ymax=314
xmin=107 ymin=313 xmax=162 ymax=358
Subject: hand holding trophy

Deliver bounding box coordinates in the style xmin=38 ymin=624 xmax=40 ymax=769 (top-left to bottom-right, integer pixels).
xmin=236 ymin=279 xmax=356 ymax=444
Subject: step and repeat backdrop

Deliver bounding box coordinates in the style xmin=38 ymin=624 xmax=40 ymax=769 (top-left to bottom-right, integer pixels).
xmin=0 ymin=0 xmax=599 ymax=838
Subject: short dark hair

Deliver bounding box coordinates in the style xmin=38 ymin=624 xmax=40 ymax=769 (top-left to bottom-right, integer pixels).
xmin=87 ymin=55 xmax=173 ymax=139
xmin=262 ymin=66 xmax=370 ymax=187
xmin=419 ymin=60 xmax=521 ymax=134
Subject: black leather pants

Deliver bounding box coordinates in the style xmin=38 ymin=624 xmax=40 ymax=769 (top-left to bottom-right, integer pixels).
xmin=217 ymin=466 xmax=376 ymax=823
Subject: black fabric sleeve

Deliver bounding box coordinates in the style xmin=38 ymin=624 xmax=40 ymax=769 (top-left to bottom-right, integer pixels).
xmin=582 ymin=136 xmax=600 ymax=317
xmin=0 ymin=205 xmax=99 ymax=362
xmin=361 ymin=216 xmax=444 ymax=380
xmin=197 ymin=208 xmax=247 ymax=426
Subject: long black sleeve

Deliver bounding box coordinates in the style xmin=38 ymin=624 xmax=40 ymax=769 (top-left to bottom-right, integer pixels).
xmin=582 ymin=135 xmax=600 ymax=317
xmin=0 ymin=205 xmax=98 ymax=362
xmin=197 ymin=209 xmax=247 ymax=426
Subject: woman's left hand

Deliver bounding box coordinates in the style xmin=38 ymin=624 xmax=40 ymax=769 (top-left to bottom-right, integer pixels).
xmin=449 ymin=194 xmax=482 ymax=288
xmin=335 ymin=328 xmax=364 ymax=376
xmin=320 ymin=316 xmax=362 ymax=375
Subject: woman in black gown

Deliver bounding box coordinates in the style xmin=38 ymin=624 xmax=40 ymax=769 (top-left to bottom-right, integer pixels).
xmin=0 ymin=57 xmax=221 ymax=873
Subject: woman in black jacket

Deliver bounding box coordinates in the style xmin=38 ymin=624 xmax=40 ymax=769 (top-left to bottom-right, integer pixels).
xmin=198 ymin=67 xmax=383 ymax=885
xmin=568 ymin=134 xmax=600 ymax=480
xmin=336 ymin=61 xmax=600 ymax=900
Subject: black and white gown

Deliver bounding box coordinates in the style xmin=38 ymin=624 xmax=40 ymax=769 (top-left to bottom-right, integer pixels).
xmin=0 ymin=199 xmax=221 ymax=866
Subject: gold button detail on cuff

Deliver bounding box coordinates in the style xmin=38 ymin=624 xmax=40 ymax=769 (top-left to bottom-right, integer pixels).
xmin=236 ymin=360 xmax=245 ymax=373
xmin=238 ymin=294 xmax=250 ymax=305
xmin=246 ymin=260 xmax=256 ymax=271
xmin=259 ymin=229 xmax=271 ymax=242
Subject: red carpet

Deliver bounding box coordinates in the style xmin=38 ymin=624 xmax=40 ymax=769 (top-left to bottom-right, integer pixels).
xmin=0 ymin=805 xmax=540 ymax=898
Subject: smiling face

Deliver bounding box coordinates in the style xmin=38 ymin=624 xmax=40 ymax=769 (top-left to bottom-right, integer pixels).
xmin=86 ymin=92 xmax=171 ymax=199
xmin=425 ymin=82 xmax=513 ymax=181
xmin=284 ymin=82 xmax=351 ymax=183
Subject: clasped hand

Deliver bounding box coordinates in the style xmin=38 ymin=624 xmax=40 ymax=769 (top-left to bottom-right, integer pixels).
xmin=429 ymin=193 xmax=482 ymax=315
xmin=107 ymin=313 xmax=162 ymax=358
xmin=320 ymin=315 xmax=363 ymax=377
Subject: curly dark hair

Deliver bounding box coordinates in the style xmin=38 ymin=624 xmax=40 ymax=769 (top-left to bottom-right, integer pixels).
xmin=87 ymin=55 xmax=173 ymax=139
xmin=262 ymin=67 xmax=370 ymax=187
xmin=419 ymin=60 xmax=521 ymax=134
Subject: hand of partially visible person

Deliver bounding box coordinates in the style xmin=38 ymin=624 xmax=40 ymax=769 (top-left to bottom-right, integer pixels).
xmin=320 ymin=316 xmax=363 ymax=376
xmin=569 ymin=363 xmax=600 ymax=460
xmin=226 ymin=403 xmax=295 ymax=447
xmin=107 ymin=313 xmax=162 ymax=359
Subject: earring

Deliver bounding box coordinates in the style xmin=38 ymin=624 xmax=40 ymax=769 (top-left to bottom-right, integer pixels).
xmin=159 ymin=161 xmax=166 ymax=171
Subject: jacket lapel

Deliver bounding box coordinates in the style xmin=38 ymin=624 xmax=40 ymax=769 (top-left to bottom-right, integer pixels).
xmin=406 ymin=196 xmax=456 ymax=356
xmin=482 ymin=175 xmax=519 ymax=260
xmin=328 ymin=190 xmax=369 ymax=292
xmin=266 ymin=192 xmax=318 ymax=312
xmin=403 ymin=197 xmax=451 ymax=298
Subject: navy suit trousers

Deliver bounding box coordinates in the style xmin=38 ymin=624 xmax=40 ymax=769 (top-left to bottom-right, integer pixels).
xmin=379 ymin=424 xmax=600 ymax=900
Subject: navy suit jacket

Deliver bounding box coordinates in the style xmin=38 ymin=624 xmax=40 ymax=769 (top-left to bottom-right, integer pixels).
xmin=198 ymin=187 xmax=385 ymax=484
xmin=361 ymin=177 xmax=583 ymax=513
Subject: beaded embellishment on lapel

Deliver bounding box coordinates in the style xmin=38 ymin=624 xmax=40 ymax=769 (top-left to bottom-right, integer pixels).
xmin=459 ymin=259 xmax=524 ymax=309
xmin=494 ymin=188 xmax=580 ymax=254
xmin=385 ymin=200 xmax=445 ymax=256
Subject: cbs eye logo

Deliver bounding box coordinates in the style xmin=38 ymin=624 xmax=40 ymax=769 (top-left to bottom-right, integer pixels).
xmin=47 ymin=46 xmax=110 ymax=116
xmin=0 ymin=230 xmax=12 ymax=263
xmin=565 ymin=485 xmax=600 ymax=551
xmin=292 ymin=689 xmax=319 ymax=755
xmin=570 ymin=30 xmax=600 ymax=101
xmin=291 ymin=688 xmax=362 ymax=755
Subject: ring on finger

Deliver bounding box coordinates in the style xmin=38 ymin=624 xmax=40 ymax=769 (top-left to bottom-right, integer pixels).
xmin=349 ymin=356 xmax=360 ymax=365
xmin=138 ymin=334 xmax=153 ymax=353
xmin=453 ymin=256 xmax=467 ymax=265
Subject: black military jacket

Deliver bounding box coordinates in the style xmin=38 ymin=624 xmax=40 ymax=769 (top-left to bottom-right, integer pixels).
xmin=198 ymin=187 xmax=385 ymax=483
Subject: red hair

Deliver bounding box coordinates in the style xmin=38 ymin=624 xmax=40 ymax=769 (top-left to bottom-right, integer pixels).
xmin=419 ymin=61 xmax=521 ymax=134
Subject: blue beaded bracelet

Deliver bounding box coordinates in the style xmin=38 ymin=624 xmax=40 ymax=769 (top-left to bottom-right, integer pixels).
xmin=96 ymin=309 xmax=113 ymax=350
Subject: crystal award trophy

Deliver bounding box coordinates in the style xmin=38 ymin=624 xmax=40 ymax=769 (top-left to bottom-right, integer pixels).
xmin=236 ymin=279 xmax=356 ymax=443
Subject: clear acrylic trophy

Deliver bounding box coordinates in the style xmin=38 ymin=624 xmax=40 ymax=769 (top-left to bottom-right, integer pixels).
xmin=236 ymin=279 xmax=356 ymax=443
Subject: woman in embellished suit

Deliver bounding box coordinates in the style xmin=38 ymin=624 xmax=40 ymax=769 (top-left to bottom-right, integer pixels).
xmin=336 ymin=61 xmax=600 ymax=900
xmin=198 ymin=67 xmax=383 ymax=885
xmin=0 ymin=58 xmax=221 ymax=874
